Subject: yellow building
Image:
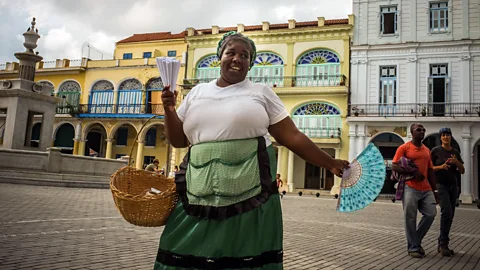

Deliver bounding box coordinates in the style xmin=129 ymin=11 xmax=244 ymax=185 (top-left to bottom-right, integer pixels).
xmin=182 ymin=17 xmax=353 ymax=194
xmin=1 ymin=17 xmax=353 ymax=193
xmin=0 ymin=32 xmax=188 ymax=173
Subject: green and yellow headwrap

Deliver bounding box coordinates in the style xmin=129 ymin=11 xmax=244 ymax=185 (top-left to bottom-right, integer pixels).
xmin=216 ymin=31 xmax=257 ymax=69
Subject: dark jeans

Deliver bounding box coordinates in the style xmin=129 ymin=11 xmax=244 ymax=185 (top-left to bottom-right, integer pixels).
xmin=438 ymin=183 xmax=458 ymax=246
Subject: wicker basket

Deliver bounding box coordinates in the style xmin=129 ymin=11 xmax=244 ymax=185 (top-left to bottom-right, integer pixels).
xmin=110 ymin=116 xmax=178 ymax=227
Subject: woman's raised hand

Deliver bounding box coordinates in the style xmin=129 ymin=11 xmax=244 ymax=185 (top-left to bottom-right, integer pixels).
xmin=161 ymin=85 xmax=178 ymax=112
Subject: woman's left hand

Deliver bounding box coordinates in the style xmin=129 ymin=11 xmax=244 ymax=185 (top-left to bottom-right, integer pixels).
xmin=329 ymin=159 xmax=350 ymax=178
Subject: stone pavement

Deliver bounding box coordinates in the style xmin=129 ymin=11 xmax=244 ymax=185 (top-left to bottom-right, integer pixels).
xmin=0 ymin=183 xmax=479 ymax=270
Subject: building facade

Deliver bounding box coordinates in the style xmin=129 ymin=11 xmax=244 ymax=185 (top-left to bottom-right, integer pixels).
xmin=182 ymin=17 xmax=353 ymax=195
xmin=1 ymin=17 xmax=353 ymax=195
xmin=0 ymin=32 xmax=188 ymax=174
xmin=349 ymin=0 xmax=480 ymax=203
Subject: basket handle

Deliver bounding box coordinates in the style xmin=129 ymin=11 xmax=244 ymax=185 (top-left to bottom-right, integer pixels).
xmin=128 ymin=115 xmax=162 ymax=166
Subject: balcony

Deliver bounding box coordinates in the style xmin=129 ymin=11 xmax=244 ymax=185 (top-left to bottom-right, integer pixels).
xmin=298 ymin=127 xmax=342 ymax=139
xmin=181 ymin=74 xmax=347 ymax=89
xmin=56 ymin=104 xmax=165 ymax=118
xmin=350 ymin=103 xmax=480 ymax=117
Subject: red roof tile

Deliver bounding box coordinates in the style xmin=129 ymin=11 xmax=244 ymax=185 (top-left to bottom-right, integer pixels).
xmin=117 ymin=31 xmax=186 ymax=44
xmin=116 ymin=18 xmax=349 ymax=43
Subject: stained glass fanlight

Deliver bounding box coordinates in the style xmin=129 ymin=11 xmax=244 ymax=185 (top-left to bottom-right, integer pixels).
xmin=254 ymin=52 xmax=284 ymax=66
xmin=197 ymin=55 xmax=221 ymax=68
xmin=297 ymin=49 xmax=340 ymax=65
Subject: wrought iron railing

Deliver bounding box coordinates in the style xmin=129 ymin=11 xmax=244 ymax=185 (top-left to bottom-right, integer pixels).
xmin=350 ymin=103 xmax=480 ymax=117
xmin=56 ymin=104 xmax=165 ymax=115
xmin=182 ymin=75 xmax=347 ymax=89
xmin=297 ymin=127 xmax=342 ymax=138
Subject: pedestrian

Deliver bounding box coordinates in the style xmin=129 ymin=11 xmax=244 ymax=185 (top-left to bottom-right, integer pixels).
xmin=392 ymin=123 xmax=437 ymax=258
xmin=155 ymin=31 xmax=349 ymax=269
xmin=431 ymin=127 xmax=464 ymax=256
xmin=145 ymin=159 xmax=160 ymax=173
xmin=276 ymin=174 xmax=283 ymax=198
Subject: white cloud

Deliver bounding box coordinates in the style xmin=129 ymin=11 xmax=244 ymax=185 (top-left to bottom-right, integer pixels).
xmin=275 ymin=6 xmax=296 ymax=21
xmin=0 ymin=0 xmax=352 ymax=63
xmin=41 ymin=27 xmax=81 ymax=60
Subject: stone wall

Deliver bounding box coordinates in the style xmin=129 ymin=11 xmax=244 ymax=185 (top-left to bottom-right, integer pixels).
xmin=0 ymin=147 xmax=126 ymax=176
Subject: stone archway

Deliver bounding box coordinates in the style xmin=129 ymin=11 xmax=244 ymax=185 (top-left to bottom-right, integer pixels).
xmin=138 ymin=123 xmax=169 ymax=171
xmin=54 ymin=123 xmax=75 ymax=154
xmin=85 ymin=124 xmax=107 ymax=157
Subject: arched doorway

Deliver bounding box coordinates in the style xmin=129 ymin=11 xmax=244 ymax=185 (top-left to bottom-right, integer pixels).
xmin=292 ymin=102 xmax=341 ymax=191
xmin=84 ymin=124 xmax=107 ymax=157
xmin=140 ymin=124 xmax=169 ymax=171
xmin=296 ymin=49 xmax=341 ymax=86
xmin=57 ymin=81 xmax=81 ymax=114
xmin=112 ymin=123 xmax=138 ymax=163
xmin=370 ymin=132 xmax=404 ymax=194
xmin=89 ymin=80 xmax=114 ymax=113
xmin=117 ymin=79 xmax=142 ymax=114
xmin=196 ymin=54 xmax=221 ymax=81
xmin=54 ymin=123 xmax=75 ymax=154
xmin=146 ymin=78 xmax=164 ymax=114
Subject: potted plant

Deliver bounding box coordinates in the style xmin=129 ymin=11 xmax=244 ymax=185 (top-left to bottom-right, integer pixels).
xmin=352 ymin=106 xmax=359 ymax=116
xmin=420 ymin=105 xmax=427 ymax=116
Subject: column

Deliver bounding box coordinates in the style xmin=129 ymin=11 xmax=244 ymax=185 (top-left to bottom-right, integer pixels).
xmin=407 ymin=56 xmax=418 ymax=103
xmin=77 ymin=139 xmax=86 ymax=156
xmin=287 ymin=150 xmax=295 ymax=192
xmin=170 ymin=147 xmax=178 ymax=172
xmin=73 ymin=139 xmax=79 ymax=155
xmin=276 ymin=146 xmax=283 ymax=175
xmin=461 ymin=0 xmax=469 ymax=39
xmin=356 ymin=124 xmax=366 ymax=155
xmin=409 ymin=0 xmax=417 ymax=42
xmin=331 ymin=148 xmax=341 ymax=195
xmin=460 ymin=53 xmax=471 ymax=103
xmin=348 ymin=124 xmax=357 ymax=161
xmin=460 ymin=124 xmax=473 ymax=204
xmin=135 ymin=140 xmax=144 ymax=170
xmin=105 ymin=138 xmax=113 ymax=159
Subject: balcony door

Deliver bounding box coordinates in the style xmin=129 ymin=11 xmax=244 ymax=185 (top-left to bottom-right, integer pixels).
xmin=428 ymin=64 xmax=450 ymax=116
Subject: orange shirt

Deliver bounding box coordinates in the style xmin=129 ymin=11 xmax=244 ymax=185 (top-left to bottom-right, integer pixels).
xmin=393 ymin=141 xmax=433 ymax=191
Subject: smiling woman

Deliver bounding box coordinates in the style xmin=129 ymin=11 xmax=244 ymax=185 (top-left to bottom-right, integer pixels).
xmin=154 ymin=31 xmax=349 ymax=270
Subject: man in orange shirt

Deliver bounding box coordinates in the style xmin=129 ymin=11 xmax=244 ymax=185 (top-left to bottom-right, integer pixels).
xmin=392 ymin=123 xmax=438 ymax=258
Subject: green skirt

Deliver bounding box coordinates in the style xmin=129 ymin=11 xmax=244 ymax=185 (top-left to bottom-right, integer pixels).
xmin=154 ymin=137 xmax=283 ymax=269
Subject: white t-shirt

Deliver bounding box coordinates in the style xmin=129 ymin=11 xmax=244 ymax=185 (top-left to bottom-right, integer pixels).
xmin=177 ymin=79 xmax=289 ymax=145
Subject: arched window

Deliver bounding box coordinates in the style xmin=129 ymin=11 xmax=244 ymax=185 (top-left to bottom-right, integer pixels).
xmin=296 ymin=49 xmax=341 ymax=87
xmin=90 ymin=80 xmax=114 ymax=113
xmin=118 ymin=79 xmax=142 ymax=114
xmin=292 ymin=102 xmax=341 ymax=138
xmin=196 ymin=54 xmax=220 ymax=81
xmin=146 ymin=78 xmax=164 ymax=114
xmin=248 ymin=52 xmax=284 ymax=87
xmin=57 ymin=81 xmax=81 ymax=114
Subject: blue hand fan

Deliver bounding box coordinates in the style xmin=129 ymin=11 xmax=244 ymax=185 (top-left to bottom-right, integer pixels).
xmin=337 ymin=143 xmax=386 ymax=212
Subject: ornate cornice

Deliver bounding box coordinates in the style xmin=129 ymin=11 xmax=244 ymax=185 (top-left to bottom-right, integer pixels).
xmin=187 ymin=27 xmax=352 ymax=47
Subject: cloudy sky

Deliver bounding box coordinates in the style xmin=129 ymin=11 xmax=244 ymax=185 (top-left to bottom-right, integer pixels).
xmin=0 ymin=0 xmax=352 ymax=64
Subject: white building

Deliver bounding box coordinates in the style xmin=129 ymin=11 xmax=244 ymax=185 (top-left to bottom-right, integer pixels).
xmin=349 ymin=0 xmax=480 ymax=203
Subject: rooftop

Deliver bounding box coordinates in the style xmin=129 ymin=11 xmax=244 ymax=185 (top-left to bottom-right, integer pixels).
xmin=117 ymin=18 xmax=350 ymax=44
